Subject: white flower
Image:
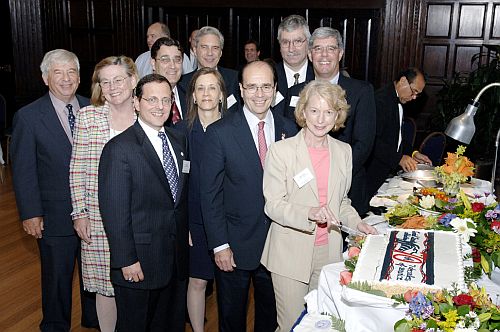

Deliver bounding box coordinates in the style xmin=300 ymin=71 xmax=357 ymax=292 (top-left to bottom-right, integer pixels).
xmin=450 ymin=217 xmax=478 ymax=242
xmin=420 ymin=195 xmax=436 ymax=210
xmin=454 ymin=328 xmax=477 ymax=332
xmin=472 ymin=192 xmax=497 ymax=206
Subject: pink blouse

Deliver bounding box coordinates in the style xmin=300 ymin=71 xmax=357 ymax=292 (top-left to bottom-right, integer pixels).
xmin=308 ymin=147 xmax=330 ymax=246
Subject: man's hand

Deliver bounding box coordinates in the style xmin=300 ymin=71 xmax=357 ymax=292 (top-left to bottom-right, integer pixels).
xmin=215 ymin=247 xmax=236 ymax=272
xmin=399 ymin=154 xmax=418 ymax=172
xmin=74 ymin=217 xmax=92 ymax=244
xmin=413 ymin=152 xmax=432 ymax=165
xmin=22 ymin=217 xmax=44 ymax=239
xmin=121 ymin=261 xmax=144 ymax=283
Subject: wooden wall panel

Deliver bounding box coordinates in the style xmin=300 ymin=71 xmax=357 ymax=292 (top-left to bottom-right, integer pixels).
xmin=457 ymin=4 xmax=486 ymax=38
xmin=454 ymin=45 xmax=481 ymax=72
xmin=426 ymin=4 xmax=452 ymax=37
xmin=492 ymin=4 xmax=500 ymax=39
xmin=423 ymin=44 xmax=449 ymax=77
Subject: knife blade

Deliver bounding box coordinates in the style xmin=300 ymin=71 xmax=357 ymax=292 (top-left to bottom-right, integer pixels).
xmin=337 ymin=224 xmax=365 ymax=237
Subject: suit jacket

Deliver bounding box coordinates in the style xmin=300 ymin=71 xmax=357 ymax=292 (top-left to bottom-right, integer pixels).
xmin=165 ymin=84 xmax=188 ymax=127
xmin=282 ymin=74 xmax=376 ymax=213
xmin=99 ymin=122 xmax=189 ymax=289
xmin=261 ymin=130 xmax=361 ymax=283
xmin=178 ymin=66 xmax=241 ymax=113
xmin=199 ymin=110 xmax=298 ymax=271
xmin=273 ymin=61 xmax=315 ymax=117
xmin=11 ymin=93 xmax=90 ymax=236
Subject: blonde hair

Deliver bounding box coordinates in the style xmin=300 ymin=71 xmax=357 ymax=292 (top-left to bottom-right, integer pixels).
xmin=90 ymin=56 xmax=138 ymax=106
xmin=294 ymin=80 xmax=349 ymax=132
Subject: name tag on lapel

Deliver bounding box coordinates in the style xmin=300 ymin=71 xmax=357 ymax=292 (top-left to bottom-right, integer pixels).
xmin=227 ymin=94 xmax=237 ymax=108
xmin=182 ymin=160 xmax=191 ymax=173
xmin=273 ymin=91 xmax=284 ymax=106
xmin=293 ymin=168 xmax=314 ymax=188
xmin=290 ymin=95 xmax=299 ymax=107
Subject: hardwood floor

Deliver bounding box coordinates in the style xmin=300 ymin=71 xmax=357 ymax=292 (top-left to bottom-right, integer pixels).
xmin=0 ymin=165 xmax=255 ymax=331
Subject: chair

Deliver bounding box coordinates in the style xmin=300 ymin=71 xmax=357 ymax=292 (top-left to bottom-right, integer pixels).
xmin=419 ymin=131 xmax=447 ymax=166
xmin=401 ymin=117 xmax=417 ymax=152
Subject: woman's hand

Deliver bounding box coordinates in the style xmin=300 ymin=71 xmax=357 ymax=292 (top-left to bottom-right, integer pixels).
xmin=74 ymin=217 xmax=92 ymax=244
xmin=308 ymin=206 xmax=340 ymax=229
xmin=357 ymin=222 xmax=378 ymax=235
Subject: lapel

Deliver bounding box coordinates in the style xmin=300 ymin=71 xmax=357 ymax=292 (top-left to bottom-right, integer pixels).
xmin=176 ymin=85 xmax=188 ymax=119
xmin=39 ymin=94 xmax=72 ymax=153
xmin=165 ymin=126 xmax=186 ymax=205
xmin=326 ymin=137 xmax=341 ymax=207
xmin=295 ymin=130 xmax=319 ymax=202
xmin=134 ymin=122 xmax=172 ymax=200
xmin=276 ymin=62 xmax=287 ymax=95
xmin=231 ymin=111 xmax=263 ymax=176
xmin=273 ymin=113 xmax=287 ymax=141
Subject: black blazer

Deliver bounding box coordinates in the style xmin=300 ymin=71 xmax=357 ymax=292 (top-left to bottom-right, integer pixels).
xmin=165 ymin=84 xmax=188 ymax=127
xmin=273 ymin=61 xmax=315 ymax=116
xmin=178 ymin=66 xmax=241 ymax=113
xmin=11 ymin=93 xmax=89 ymax=236
xmin=199 ymin=110 xmax=298 ymax=270
xmin=99 ymin=122 xmax=189 ymax=289
xmin=283 ymin=74 xmax=376 ymax=213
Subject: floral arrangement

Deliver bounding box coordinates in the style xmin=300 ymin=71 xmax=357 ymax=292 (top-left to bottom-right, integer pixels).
xmin=393 ymin=284 xmax=500 ymax=332
xmin=386 ymin=190 xmax=500 ymax=277
xmin=435 ymin=145 xmax=475 ymax=189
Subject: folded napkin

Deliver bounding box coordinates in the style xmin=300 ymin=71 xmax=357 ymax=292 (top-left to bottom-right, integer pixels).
xmin=293 ymin=313 xmax=339 ymax=332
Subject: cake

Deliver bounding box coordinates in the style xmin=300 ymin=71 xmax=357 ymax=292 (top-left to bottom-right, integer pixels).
xmin=351 ymin=229 xmax=465 ymax=296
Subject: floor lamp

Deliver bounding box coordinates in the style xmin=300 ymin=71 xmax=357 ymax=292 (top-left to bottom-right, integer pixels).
xmin=444 ymin=82 xmax=500 ymax=194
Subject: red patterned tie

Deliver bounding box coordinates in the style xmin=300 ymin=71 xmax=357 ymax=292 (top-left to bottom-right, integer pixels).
xmin=257 ymin=121 xmax=267 ymax=167
xmin=171 ymin=101 xmax=181 ymax=124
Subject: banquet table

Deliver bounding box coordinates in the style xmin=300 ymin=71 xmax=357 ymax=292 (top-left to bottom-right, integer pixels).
xmin=293 ymin=176 xmax=497 ymax=331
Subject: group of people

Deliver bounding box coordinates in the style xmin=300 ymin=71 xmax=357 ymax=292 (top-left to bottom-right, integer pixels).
xmin=10 ymin=13 xmax=431 ymax=332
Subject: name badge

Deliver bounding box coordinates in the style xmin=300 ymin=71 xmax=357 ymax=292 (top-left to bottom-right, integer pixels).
xmin=227 ymin=94 xmax=237 ymax=108
xmin=290 ymin=95 xmax=299 ymax=107
xmin=182 ymin=160 xmax=191 ymax=173
xmin=273 ymin=91 xmax=284 ymax=106
xmin=293 ymin=168 xmax=314 ymax=188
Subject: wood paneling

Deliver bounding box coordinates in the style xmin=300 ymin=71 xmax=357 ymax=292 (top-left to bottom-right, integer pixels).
xmin=454 ymin=45 xmax=481 ymax=72
xmin=492 ymin=4 xmax=500 ymax=39
xmin=426 ymin=4 xmax=452 ymax=37
xmin=423 ymin=44 xmax=449 ymax=77
xmin=457 ymin=4 xmax=486 ymax=38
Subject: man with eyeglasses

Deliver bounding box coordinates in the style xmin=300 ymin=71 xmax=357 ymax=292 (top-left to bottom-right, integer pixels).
xmin=199 ymin=61 xmax=297 ymax=332
xmin=365 ymin=67 xmax=430 ymax=200
xmin=178 ymin=26 xmax=241 ymax=113
xmin=283 ymin=27 xmax=376 ymax=216
xmin=151 ymin=37 xmax=187 ymax=125
xmin=273 ymin=15 xmax=315 ymax=115
xmin=99 ymin=73 xmax=189 ymax=332
xmin=11 ymin=49 xmax=98 ymax=331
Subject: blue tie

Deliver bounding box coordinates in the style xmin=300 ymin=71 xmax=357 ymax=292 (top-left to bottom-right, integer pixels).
xmin=66 ymin=104 xmax=75 ymax=136
xmin=158 ymin=131 xmax=179 ymax=202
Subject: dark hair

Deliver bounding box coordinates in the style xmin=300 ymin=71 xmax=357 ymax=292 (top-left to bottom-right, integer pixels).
xmin=396 ymin=67 xmax=426 ymax=84
xmin=135 ymin=73 xmax=171 ymax=99
xmin=239 ymin=60 xmax=277 ymax=85
xmin=244 ymin=39 xmax=260 ymax=51
xmin=151 ymin=37 xmax=183 ymax=59
xmin=186 ymin=68 xmax=227 ymax=129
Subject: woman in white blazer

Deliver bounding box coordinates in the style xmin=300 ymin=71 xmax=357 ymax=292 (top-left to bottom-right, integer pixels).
xmin=261 ymin=80 xmax=377 ymax=331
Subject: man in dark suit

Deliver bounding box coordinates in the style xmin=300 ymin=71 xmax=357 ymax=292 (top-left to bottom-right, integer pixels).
xmin=273 ymin=14 xmax=315 ymax=116
xmin=99 ymin=74 xmax=189 ymax=332
xmin=283 ymin=27 xmax=376 ymax=215
xmin=365 ymin=68 xmax=428 ymax=199
xmin=178 ymin=26 xmax=241 ymax=113
xmin=11 ymin=49 xmax=97 ymax=332
xmin=151 ymin=37 xmax=187 ymax=125
xmin=200 ymin=61 xmax=298 ymax=332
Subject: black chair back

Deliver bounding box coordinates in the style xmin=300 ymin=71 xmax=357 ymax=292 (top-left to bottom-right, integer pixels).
xmin=419 ymin=132 xmax=447 ymax=165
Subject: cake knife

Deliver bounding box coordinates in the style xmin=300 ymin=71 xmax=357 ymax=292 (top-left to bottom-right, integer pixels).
xmin=337 ymin=224 xmax=365 ymax=237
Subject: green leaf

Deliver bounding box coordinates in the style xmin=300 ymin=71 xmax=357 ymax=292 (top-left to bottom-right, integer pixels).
xmin=427 ymin=320 xmax=439 ymax=328
xmin=457 ymin=304 xmax=471 ymax=316
xmin=492 ymin=251 xmax=500 ymax=268
xmin=478 ymin=312 xmax=492 ymax=322
xmin=439 ymin=303 xmax=454 ymax=313
xmin=481 ymin=253 xmax=492 ymax=275
xmin=330 ymin=315 xmax=346 ymax=332
xmin=394 ymin=320 xmax=412 ymax=332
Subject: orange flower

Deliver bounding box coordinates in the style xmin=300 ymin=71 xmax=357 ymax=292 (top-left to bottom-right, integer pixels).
xmin=401 ymin=215 xmax=428 ymax=229
xmin=339 ymin=270 xmax=352 ymax=285
xmin=348 ymin=246 xmax=361 ymax=258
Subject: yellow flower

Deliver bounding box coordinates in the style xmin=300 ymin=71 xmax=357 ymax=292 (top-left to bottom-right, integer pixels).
xmin=437 ymin=309 xmax=458 ymax=331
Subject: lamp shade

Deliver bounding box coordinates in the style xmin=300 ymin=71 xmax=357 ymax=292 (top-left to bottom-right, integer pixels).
xmin=444 ymin=101 xmax=478 ymax=144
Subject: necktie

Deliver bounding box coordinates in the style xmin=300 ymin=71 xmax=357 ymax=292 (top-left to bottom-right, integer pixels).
xmin=171 ymin=101 xmax=181 ymax=125
xmin=293 ymin=73 xmax=300 ymax=85
xmin=158 ymin=132 xmax=179 ymax=202
xmin=66 ymin=104 xmax=75 ymax=136
xmin=257 ymin=121 xmax=267 ymax=167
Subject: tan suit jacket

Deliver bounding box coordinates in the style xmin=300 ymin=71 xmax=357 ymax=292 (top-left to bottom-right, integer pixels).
xmin=261 ymin=129 xmax=361 ymax=283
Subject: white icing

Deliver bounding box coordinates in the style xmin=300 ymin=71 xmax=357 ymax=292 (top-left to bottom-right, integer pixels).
xmin=352 ymin=229 xmax=465 ymax=291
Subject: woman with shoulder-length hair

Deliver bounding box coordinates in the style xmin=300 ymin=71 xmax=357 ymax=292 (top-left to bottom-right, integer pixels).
xmin=70 ymin=55 xmax=138 ymax=332
xmin=175 ymin=67 xmax=227 ymax=332
xmin=260 ymin=80 xmax=377 ymax=332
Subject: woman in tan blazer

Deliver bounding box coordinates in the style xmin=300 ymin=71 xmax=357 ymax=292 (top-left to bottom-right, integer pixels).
xmin=261 ymin=80 xmax=377 ymax=331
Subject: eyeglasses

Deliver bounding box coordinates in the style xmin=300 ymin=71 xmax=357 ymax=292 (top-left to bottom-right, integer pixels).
xmin=311 ymin=45 xmax=340 ymax=54
xmin=279 ymin=38 xmax=307 ymax=48
xmin=141 ymin=96 xmax=172 ymax=107
xmin=156 ymin=55 xmax=183 ymax=65
xmin=100 ymin=76 xmax=128 ymax=89
xmin=408 ymin=84 xmax=422 ymax=97
xmin=242 ymin=84 xmax=275 ymax=94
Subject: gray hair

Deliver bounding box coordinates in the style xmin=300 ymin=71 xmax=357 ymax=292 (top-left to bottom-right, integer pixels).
xmin=277 ymin=15 xmax=311 ymax=42
xmin=309 ymin=27 xmax=344 ymax=50
xmin=196 ymin=26 xmax=224 ymax=49
xmin=40 ymin=49 xmax=80 ymax=77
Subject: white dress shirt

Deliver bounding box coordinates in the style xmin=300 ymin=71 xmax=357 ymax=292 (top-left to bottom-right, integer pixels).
xmin=284 ymin=61 xmax=308 ymax=88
